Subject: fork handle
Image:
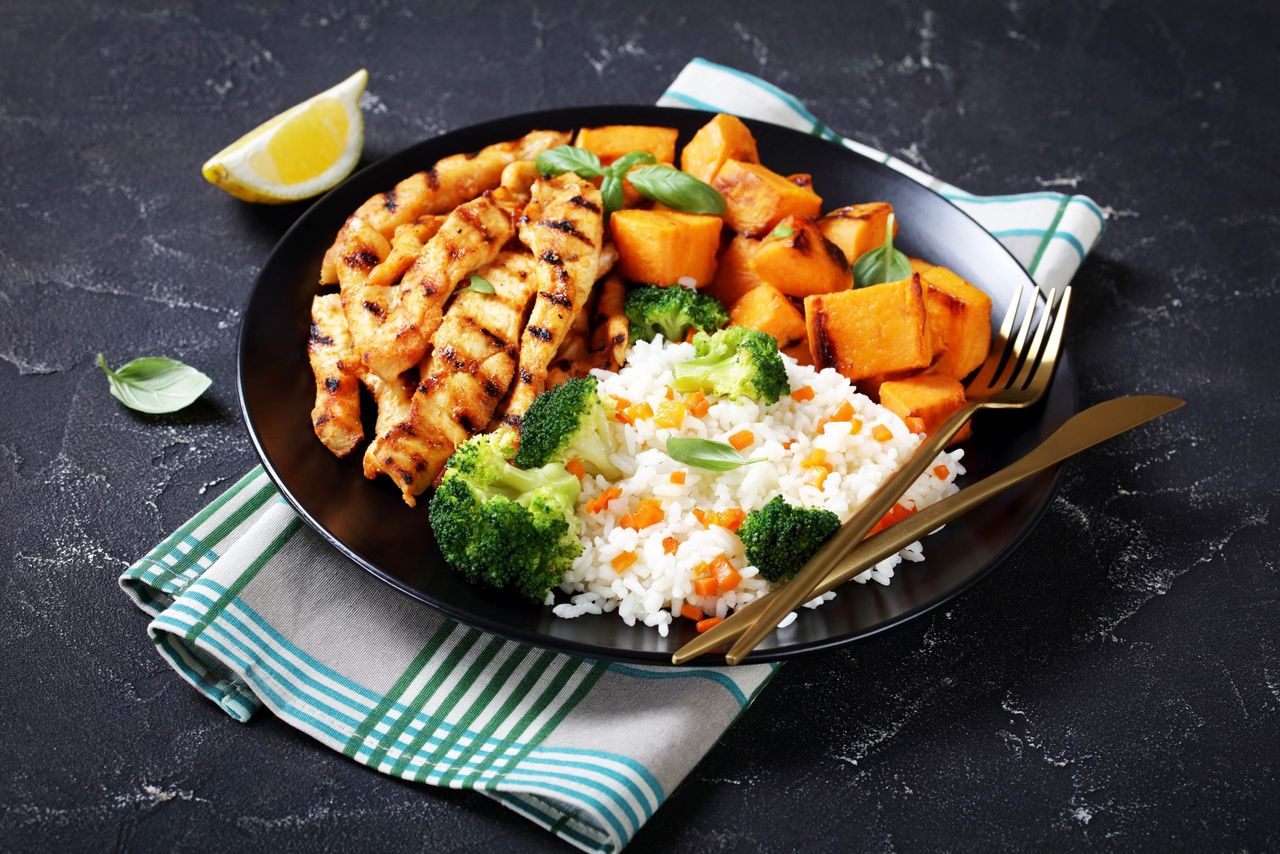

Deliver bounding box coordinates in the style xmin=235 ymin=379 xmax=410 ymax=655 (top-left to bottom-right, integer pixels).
xmin=722 ymin=402 xmax=979 ymax=664
xmin=674 ymin=395 xmax=1185 ymax=663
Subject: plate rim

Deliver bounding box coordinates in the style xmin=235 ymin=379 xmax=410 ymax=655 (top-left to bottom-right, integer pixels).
xmin=237 ymin=103 xmax=1078 ymax=665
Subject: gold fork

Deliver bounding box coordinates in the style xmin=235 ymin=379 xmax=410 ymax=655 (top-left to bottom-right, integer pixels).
xmin=712 ymin=281 xmax=1073 ymax=665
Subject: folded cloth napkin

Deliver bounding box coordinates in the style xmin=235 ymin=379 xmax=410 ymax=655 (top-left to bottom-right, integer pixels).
xmin=120 ymin=58 xmax=1105 ymax=853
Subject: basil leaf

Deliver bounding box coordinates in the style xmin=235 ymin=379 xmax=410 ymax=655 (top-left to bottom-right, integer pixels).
xmin=600 ymin=174 xmax=624 ymax=218
xmin=665 ymin=436 xmax=765 ymax=472
xmin=768 ymin=222 xmax=794 ymax=240
xmin=535 ymin=145 xmax=603 ymax=179
xmin=97 ymin=353 xmax=211 ymax=414
xmin=461 ymin=274 xmax=495 ymax=294
xmin=627 ymin=166 xmax=726 ymax=215
xmin=608 ymin=150 xmax=657 ymax=175
xmin=852 ymin=213 xmax=911 ymax=287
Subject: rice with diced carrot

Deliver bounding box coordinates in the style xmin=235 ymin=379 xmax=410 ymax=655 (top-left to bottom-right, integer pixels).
xmin=550 ymin=337 xmax=965 ymax=636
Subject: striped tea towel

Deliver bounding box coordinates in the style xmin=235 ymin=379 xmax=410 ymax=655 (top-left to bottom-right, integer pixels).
xmin=120 ymin=58 xmax=1105 ymax=853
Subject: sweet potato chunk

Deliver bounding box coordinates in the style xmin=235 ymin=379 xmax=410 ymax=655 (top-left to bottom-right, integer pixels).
xmin=712 ymin=160 xmax=822 ymax=236
xmin=704 ymin=235 xmax=766 ymax=306
xmin=730 ymin=284 xmax=807 ymax=350
xmin=804 ymin=275 xmax=932 ymax=385
xmin=879 ymin=374 xmax=972 ymax=443
xmin=748 ymin=215 xmax=850 ymax=298
xmin=783 ymin=339 xmax=814 ymax=366
xmin=920 ymin=265 xmax=992 ymax=379
xmin=681 ymin=113 xmax=760 ymax=183
xmin=909 ymin=256 xmax=934 ymax=276
xmin=611 ymin=209 xmax=722 ymax=286
xmin=574 ymin=125 xmax=678 ymax=165
xmin=818 ymin=203 xmax=896 ymax=264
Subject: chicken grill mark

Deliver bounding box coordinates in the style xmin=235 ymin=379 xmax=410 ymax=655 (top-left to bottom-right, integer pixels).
xmin=364 ymin=250 xmax=538 ymax=505
xmin=317 ymin=129 xmax=570 ymax=284
xmin=499 ymin=174 xmax=604 ymax=423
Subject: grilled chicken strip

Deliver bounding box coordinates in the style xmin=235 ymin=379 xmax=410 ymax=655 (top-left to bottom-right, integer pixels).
xmin=498 ymin=159 xmax=541 ymax=203
xmin=319 ymin=130 xmax=569 ymax=283
xmin=361 ymin=193 xmax=515 ymax=381
xmin=332 ymin=217 xmax=393 ymax=354
xmin=367 ymin=215 xmax=446 ymax=289
xmin=546 ymin=291 xmax=594 ymax=388
xmin=590 ymin=273 xmax=630 ymax=372
xmin=308 ymin=294 xmax=364 ymax=457
xmin=500 ymin=175 xmax=604 ymax=424
xmin=365 ymin=250 xmax=538 ymax=504
xmin=360 ymin=370 xmax=416 ymax=476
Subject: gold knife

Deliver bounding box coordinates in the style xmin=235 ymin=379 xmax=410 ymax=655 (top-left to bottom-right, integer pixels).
xmin=672 ymin=395 xmax=1185 ymax=665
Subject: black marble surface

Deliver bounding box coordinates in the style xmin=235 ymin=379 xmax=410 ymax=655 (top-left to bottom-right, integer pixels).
xmin=3 ymin=1 xmax=1277 ymax=850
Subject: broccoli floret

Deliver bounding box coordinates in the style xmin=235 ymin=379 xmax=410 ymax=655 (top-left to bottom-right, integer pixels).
xmin=513 ymin=376 xmax=624 ymax=480
xmin=671 ymin=326 xmax=790 ymax=405
xmin=624 ymin=284 xmax=729 ymax=343
xmin=429 ymin=430 xmax=582 ymax=600
xmin=739 ymin=496 xmax=841 ymax=582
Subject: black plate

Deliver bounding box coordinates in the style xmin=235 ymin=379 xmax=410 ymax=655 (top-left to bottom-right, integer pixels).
xmin=238 ymin=105 xmax=1076 ymax=665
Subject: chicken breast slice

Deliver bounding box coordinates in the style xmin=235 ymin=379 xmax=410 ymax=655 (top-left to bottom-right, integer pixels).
xmin=308 ymin=294 xmax=364 ymax=457
xmin=367 ymin=215 xmax=447 ymax=289
xmin=590 ymin=272 xmax=630 ymax=372
xmin=361 ymin=192 xmax=514 ymax=381
xmin=319 ymin=130 xmax=569 ymax=283
xmin=365 ymin=250 xmax=538 ymax=504
xmin=499 ymin=175 xmax=604 ymax=424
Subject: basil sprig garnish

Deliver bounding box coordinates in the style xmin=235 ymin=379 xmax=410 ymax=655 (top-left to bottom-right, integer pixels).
xmin=97 ymin=354 xmax=212 ymax=414
xmin=767 ymin=222 xmax=794 ymax=240
xmin=535 ymin=146 xmax=604 ymax=179
xmin=627 ymin=165 xmax=726 ymax=215
xmin=460 ymin=274 xmax=495 ymax=294
xmin=665 ymin=436 xmax=765 ymax=472
xmin=537 ymin=146 xmax=656 ymax=218
xmin=600 ymin=151 xmax=658 ymax=215
xmin=536 ymin=146 xmax=725 ymax=217
xmin=852 ymin=213 xmax=911 ymax=287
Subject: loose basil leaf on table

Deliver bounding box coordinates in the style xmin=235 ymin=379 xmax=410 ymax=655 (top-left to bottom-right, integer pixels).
xmin=665 ymin=436 xmax=765 ymax=472
xmin=460 ymin=274 xmax=495 ymax=294
xmin=97 ymin=354 xmax=212 ymax=414
xmin=852 ymin=213 xmax=911 ymax=287
xmin=627 ymin=166 xmax=727 ymax=215
xmin=535 ymin=145 xmax=603 ymax=179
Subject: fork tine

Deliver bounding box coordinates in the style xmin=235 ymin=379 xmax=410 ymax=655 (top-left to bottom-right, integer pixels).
xmin=968 ymin=280 xmax=1024 ymax=390
xmin=1011 ymin=287 xmax=1056 ymax=389
xmin=994 ymin=284 xmax=1042 ymax=389
xmin=1025 ymin=286 xmax=1071 ymax=397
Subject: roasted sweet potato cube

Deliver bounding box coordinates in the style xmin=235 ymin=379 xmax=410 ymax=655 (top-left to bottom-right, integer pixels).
xmin=909 ymin=257 xmax=934 ymax=276
xmin=574 ymin=125 xmax=679 ymax=165
xmin=705 ymin=235 xmax=766 ymax=306
xmin=748 ymin=215 xmax=850 ymax=298
xmin=818 ymin=203 xmax=896 ymax=264
xmin=783 ymin=339 xmax=814 ymax=366
xmin=920 ymin=265 xmax=992 ymax=379
xmin=730 ymin=284 xmax=808 ymax=350
xmin=879 ymin=374 xmax=972 ymax=443
xmin=576 ymin=125 xmax=680 ymax=206
xmin=680 ymin=113 xmax=759 ymax=183
xmin=712 ymin=160 xmax=822 ymax=236
xmin=804 ymin=275 xmax=932 ymax=384
xmin=611 ymin=209 xmax=722 ymax=286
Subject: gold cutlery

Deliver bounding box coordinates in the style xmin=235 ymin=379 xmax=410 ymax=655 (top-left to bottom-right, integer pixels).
xmin=714 ymin=283 xmax=1074 ymax=663
xmin=673 ymin=394 xmax=1183 ymax=664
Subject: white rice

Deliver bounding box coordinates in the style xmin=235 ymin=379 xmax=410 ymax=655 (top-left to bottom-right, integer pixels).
xmin=550 ymin=336 xmax=965 ymax=636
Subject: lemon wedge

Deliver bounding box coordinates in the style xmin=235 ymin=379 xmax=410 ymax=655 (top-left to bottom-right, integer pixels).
xmin=201 ymin=69 xmax=367 ymax=203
